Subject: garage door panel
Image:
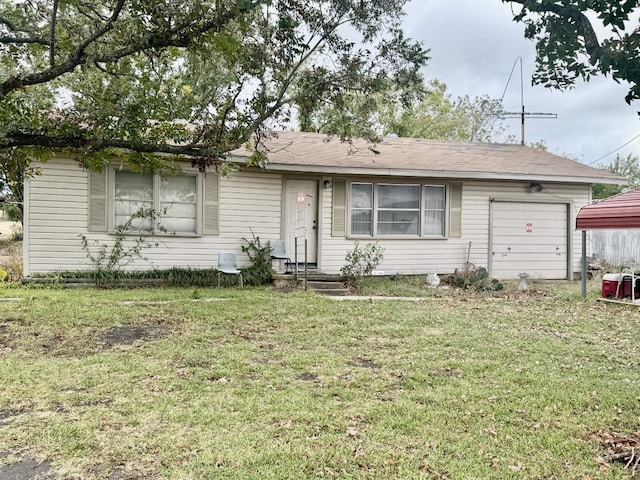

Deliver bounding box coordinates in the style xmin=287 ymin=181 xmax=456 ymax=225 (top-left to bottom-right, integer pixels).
xmin=494 ymin=203 xmax=565 ymax=215
xmin=492 ymin=202 xmax=568 ymax=280
xmin=493 ymin=247 xmax=566 ymax=255
xmin=493 ymin=238 xmax=567 ymax=247
xmin=492 ymin=233 xmax=565 ymax=240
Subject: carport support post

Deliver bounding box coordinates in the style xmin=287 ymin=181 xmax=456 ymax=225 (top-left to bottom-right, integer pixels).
xmin=581 ymin=230 xmax=587 ymax=298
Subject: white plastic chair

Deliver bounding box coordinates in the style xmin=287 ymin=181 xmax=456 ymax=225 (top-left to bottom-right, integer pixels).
xmin=217 ymin=252 xmax=243 ymax=288
xmin=270 ymin=239 xmax=292 ymax=273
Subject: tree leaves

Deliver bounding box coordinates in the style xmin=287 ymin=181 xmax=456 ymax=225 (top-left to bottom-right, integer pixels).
xmin=504 ymin=0 xmax=640 ymax=104
xmin=303 ymin=79 xmax=506 ymax=143
xmin=0 ymin=0 xmax=427 ymax=172
xmin=592 ymin=153 xmax=640 ymax=199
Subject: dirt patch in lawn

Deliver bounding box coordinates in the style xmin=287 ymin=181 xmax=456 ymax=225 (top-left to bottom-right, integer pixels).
xmin=0 ymin=450 xmax=53 ymax=480
xmin=99 ymin=324 xmax=172 ymax=349
xmin=348 ymin=357 xmax=381 ymax=369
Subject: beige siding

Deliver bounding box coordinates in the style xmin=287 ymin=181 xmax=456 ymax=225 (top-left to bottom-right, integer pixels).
xmin=318 ymin=178 xmax=590 ymax=277
xmin=25 ymin=158 xmax=590 ymax=280
xmin=25 ymin=159 xmax=282 ymax=275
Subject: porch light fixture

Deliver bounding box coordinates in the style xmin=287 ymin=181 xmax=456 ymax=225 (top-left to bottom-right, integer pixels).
xmin=323 ymin=180 xmax=332 ymax=189
xmin=530 ymin=182 xmax=543 ymax=193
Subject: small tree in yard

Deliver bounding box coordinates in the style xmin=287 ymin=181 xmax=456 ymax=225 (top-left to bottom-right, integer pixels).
xmin=340 ymin=241 xmax=384 ymax=289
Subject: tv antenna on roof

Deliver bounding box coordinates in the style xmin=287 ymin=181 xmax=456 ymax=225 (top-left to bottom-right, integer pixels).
xmin=502 ymin=57 xmax=557 ymax=145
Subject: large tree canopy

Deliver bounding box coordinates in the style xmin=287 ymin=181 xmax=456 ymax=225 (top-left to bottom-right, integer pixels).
xmin=592 ymin=153 xmax=640 ymax=199
xmin=0 ymin=0 xmax=427 ymax=172
xmin=300 ymin=79 xmax=506 ymax=143
xmin=503 ymin=0 xmax=640 ymax=104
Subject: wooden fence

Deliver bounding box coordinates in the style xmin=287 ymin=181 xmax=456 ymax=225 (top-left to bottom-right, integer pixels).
xmin=592 ymin=229 xmax=640 ymax=268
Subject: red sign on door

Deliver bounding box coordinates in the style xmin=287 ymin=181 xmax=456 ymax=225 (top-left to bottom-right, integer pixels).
xmin=526 ymin=223 xmax=533 ymax=233
xmin=297 ymin=192 xmax=306 ymax=205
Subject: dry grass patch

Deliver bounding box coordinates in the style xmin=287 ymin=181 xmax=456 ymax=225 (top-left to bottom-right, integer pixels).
xmin=0 ymin=237 xmax=21 ymax=282
xmin=0 ymin=282 xmax=638 ymax=479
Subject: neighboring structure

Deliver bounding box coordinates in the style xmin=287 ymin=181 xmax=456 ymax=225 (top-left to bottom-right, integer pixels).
xmin=23 ymin=132 xmax=625 ymax=279
xmin=577 ymin=188 xmax=640 ymax=269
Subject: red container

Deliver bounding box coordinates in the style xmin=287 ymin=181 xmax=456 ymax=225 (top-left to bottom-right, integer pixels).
xmin=602 ymin=274 xmax=639 ymax=298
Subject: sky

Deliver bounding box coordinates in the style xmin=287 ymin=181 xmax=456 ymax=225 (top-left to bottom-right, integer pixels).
xmin=402 ymin=1 xmax=640 ymax=167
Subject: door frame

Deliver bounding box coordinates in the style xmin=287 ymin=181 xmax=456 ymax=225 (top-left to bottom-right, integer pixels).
xmin=282 ymin=177 xmax=321 ymax=266
xmin=488 ymin=197 xmax=574 ymax=280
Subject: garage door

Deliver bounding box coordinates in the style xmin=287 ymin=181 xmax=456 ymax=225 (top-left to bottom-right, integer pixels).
xmin=491 ymin=202 xmax=568 ymax=279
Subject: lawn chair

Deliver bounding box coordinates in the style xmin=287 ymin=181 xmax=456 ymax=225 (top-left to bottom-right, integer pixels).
xmin=270 ymin=239 xmax=292 ymax=273
xmin=217 ymin=252 xmax=243 ymax=288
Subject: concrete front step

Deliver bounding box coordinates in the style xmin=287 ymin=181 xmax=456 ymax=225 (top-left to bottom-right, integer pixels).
xmin=305 ymin=280 xmax=344 ymax=290
xmin=273 ymin=273 xmax=349 ymax=295
xmin=312 ymin=288 xmax=350 ymax=296
xmin=303 ymin=274 xmax=348 ymax=295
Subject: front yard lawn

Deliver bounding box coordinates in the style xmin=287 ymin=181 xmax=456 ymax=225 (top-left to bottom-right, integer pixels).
xmin=0 ymin=281 xmax=638 ymax=479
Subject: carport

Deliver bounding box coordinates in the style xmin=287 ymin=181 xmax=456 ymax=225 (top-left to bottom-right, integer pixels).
xmin=576 ymin=188 xmax=640 ymax=297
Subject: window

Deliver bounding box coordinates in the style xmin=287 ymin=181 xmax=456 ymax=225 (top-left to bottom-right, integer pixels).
xmin=349 ymin=182 xmax=447 ymax=237
xmin=424 ymin=185 xmax=446 ymax=236
xmin=114 ymin=170 xmax=198 ymax=234
xmin=160 ymin=175 xmax=197 ymax=233
xmin=378 ymin=184 xmax=420 ymax=235
xmin=350 ymin=183 xmax=373 ymax=235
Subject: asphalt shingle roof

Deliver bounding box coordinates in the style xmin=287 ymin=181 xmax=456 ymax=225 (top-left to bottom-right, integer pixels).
xmin=232 ymin=131 xmax=625 ymax=184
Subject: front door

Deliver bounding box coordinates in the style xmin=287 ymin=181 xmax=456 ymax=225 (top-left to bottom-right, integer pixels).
xmin=284 ymin=179 xmax=318 ymax=264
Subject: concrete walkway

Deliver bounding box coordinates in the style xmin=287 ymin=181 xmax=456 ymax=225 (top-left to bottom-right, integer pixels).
xmin=327 ymin=295 xmax=430 ymax=301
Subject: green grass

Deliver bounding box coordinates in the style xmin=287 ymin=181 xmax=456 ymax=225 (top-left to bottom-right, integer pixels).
xmin=0 ymin=280 xmax=638 ymax=479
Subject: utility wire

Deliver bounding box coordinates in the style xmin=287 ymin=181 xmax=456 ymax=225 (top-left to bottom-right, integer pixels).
xmin=587 ymin=132 xmax=640 ymax=165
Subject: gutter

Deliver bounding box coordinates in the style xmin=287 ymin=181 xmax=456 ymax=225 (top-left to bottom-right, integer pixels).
xmin=228 ymin=157 xmax=627 ymax=185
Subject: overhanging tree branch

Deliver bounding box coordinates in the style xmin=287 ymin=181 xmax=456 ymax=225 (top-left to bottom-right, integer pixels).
xmin=504 ymin=0 xmax=639 ymax=103
xmin=0 ymin=0 xmax=241 ymax=100
xmin=3 ymin=132 xmax=212 ymax=158
xmin=0 ymin=0 xmax=428 ymax=173
xmin=0 ymin=35 xmax=50 ymax=45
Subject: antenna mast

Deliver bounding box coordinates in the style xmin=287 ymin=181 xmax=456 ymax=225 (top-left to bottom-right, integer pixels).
xmin=502 ymin=57 xmax=557 ymax=145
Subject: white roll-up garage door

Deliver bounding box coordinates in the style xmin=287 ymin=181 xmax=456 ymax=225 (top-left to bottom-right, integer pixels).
xmin=491 ymin=201 xmax=568 ymax=279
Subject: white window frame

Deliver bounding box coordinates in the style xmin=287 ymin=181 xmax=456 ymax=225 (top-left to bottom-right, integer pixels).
xmin=108 ymin=169 xmax=203 ymax=236
xmin=347 ymin=181 xmax=449 ymax=238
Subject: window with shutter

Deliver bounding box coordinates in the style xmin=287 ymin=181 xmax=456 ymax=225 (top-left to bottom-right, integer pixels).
xmin=345 ymin=181 xmax=459 ymax=238
xmin=95 ymin=167 xmax=208 ymax=236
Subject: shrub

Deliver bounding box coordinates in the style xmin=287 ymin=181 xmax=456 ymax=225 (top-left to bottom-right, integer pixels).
xmin=241 ymin=230 xmax=275 ymax=286
xmin=47 ymin=267 xmax=269 ymax=288
xmin=448 ymin=267 xmax=503 ymax=292
xmin=340 ymin=241 xmax=384 ymax=288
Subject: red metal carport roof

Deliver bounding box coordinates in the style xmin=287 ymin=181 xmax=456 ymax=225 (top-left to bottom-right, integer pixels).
xmin=576 ymin=188 xmax=640 ymax=229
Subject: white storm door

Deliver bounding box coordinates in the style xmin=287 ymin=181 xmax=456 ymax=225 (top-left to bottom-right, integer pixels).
xmin=284 ymin=179 xmax=318 ymax=264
